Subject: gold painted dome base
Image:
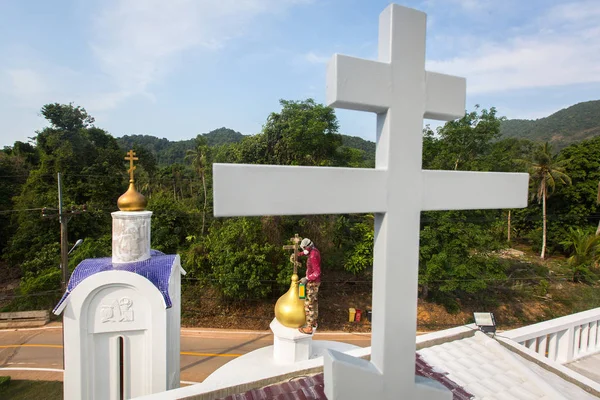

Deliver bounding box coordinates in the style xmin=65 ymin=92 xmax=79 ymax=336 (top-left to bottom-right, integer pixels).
xmin=274 ymin=274 xmax=306 ymax=328
xmin=118 ymin=181 xmax=147 ymax=211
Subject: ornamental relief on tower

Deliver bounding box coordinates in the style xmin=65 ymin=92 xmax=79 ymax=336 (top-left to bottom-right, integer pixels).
xmin=100 ymin=297 xmax=135 ymax=323
xmin=112 ymin=218 xmax=149 ymax=263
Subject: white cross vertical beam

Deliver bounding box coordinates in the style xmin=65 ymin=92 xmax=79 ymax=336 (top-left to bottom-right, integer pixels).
xmin=373 ymin=7 xmax=428 ymax=396
xmin=212 ymin=4 xmax=528 ymax=400
xmin=324 ymin=6 xmax=470 ymax=395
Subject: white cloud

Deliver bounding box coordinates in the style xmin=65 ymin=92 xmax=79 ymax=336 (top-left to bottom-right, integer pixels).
xmin=0 ymin=0 xmax=312 ymax=145
xmin=2 ymin=0 xmax=312 ymax=114
xmin=4 ymin=69 xmax=48 ymax=105
xmin=421 ymin=0 xmax=494 ymax=13
xmin=426 ymin=1 xmax=600 ymax=94
xmin=451 ymin=0 xmax=491 ymax=11
xmin=90 ymin=0 xmax=313 ymax=103
xmin=303 ymin=52 xmax=330 ymax=64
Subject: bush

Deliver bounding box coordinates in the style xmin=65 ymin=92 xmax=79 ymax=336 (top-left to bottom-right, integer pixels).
xmin=149 ymin=192 xmax=202 ymax=254
xmin=343 ymin=221 xmax=374 ymax=274
xmin=201 ymin=217 xmax=286 ymax=300
xmin=7 ymin=268 xmax=62 ymax=311
xmin=67 ymin=235 xmax=111 ymax=271
xmin=0 ymin=376 xmax=10 ymax=391
xmin=560 ymin=227 xmax=600 ymax=283
xmin=19 ymin=243 xmax=60 ymax=275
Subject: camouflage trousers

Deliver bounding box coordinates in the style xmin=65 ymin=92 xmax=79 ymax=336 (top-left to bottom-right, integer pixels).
xmin=304 ymin=282 xmax=320 ymax=328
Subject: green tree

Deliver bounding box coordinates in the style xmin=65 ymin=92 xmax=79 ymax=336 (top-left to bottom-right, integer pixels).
xmin=185 ymin=136 xmax=211 ymax=235
xmin=521 ymin=142 xmax=571 ymax=259
xmin=597 ymin=178 xmax=600 ymax=236
xmin=148 ymin=191 xmax=201 ymax=254
xmin=263 ymin=99 xmax=344 ymax=166
xmin=343 ymin=218 xmax=374 ymax=274
xmin=560 ymin=227 xmax=600 ymax=282
xmin=202 ymin=218 xmax=285 ymax=299
xmin=430 ymin=106 xmax=502 ymax=171
xmin=419 ymin=210 xmax=505 ymax=309
xmin=0 ymin=151 xmax=32 ymax=255
xmin=6 ymin=103 xmax=124 ymax=271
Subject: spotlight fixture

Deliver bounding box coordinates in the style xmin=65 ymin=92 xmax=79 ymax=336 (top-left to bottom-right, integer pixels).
xmin=473 ymin=312 xmax=496 ymax=334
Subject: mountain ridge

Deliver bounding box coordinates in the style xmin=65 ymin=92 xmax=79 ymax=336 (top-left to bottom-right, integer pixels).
xmin=499 ymin=100 xmax=600 ymax=149
xmin=115 ymin=99 xmax=600 ymax=166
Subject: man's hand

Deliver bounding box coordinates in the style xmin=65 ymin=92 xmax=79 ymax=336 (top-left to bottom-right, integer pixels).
xmin=300 ymin=277 xmax=308 ymax=284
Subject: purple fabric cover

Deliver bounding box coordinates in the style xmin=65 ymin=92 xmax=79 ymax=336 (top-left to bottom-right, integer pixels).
xmin=53 ymin=250 xmax=177 ymax=313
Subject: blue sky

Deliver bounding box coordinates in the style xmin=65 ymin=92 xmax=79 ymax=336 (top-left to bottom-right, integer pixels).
xmin=1 ymin=0 xmax=599 ymax=147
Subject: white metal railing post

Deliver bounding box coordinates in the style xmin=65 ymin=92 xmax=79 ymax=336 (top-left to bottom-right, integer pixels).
xmin=503 ymin=307 xmax=600 ymax=364
xmin=537 ymin=335 xmax=548 ymax=357
xmin=581 ymin=323 xmax=590 ymax=355
xmin=556 ymin=327 xmax=575 ymax=364
xmin=547 ymin=332 xmax=558 ymax=361
xmin=573 ymin=325 xmax=581 ymax=359
xmin=590 ymin=321 xmax=598 ymax=352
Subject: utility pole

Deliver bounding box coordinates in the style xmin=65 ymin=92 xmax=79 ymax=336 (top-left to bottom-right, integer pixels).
xmin=42 ymin=173 xmax=86 ymax=292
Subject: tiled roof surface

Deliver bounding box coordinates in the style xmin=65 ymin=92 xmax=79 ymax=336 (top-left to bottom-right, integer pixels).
xmin=218 ymin=374 xmax=326 ymax=400
xmin=418 ymin=332 xmax=563 ymax=399
xmin=416 ymin=353 xmax=473 ymax=399
xmin=221 ymin=355 xmax=472 ymax=400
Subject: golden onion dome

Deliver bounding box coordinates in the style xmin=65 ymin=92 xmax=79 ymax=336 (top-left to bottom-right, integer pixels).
xmin=118 ymin=150 xmax=147 ymax=211
xmin=117 ymin=180 xmax=147 ymax=211
xmin=274 ymin=274 xmax=306 ymax=328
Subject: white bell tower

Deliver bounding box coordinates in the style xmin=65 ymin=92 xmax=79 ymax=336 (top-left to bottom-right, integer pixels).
xmin=53 ymin=150 xmax=185 ymax=399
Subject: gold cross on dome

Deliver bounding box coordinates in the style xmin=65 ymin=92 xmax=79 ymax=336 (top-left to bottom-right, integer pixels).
xmin=125 ymin=150 xmax=138 ymax=182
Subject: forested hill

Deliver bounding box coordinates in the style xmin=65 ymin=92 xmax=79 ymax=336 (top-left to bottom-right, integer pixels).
xmin=500 ymin=100 xmax=600 ymax=149
xmin=341 ymin=135 xmax=375 ymax=162
xmin=117 ymin=127 xmax=245 ymax=166
xmin=118 ymin=128 xmax=377 ymax=166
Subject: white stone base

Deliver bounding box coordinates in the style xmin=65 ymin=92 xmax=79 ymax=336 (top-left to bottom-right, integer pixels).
xmin=202 ymin=340 xmax=360 ymax=388
xmin=135 ymin=334 xmax=368 ymax=399
xmin=271 ymin=318 xmax=314 ymax=364
xmin=112 ymin=211 xmax=152 ymax=264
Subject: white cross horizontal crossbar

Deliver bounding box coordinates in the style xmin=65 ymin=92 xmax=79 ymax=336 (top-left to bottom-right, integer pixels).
xmin=421 ymin=170 xmax=529 ymax=211
xmin=326 ymin=57 xmax=466 ymax=121
xmin=213 ymin=164 xmax=529 ymax=216
xmin=213 ymin=164 xmax=387 ymax=216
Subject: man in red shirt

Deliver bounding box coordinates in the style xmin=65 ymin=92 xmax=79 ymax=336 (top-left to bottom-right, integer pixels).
xmin=297 ymin=238 xmax=321 ymax=334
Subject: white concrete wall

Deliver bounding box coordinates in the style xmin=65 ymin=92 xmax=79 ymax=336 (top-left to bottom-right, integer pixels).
xmin=62 ymin=257 xmax=182 ymax=399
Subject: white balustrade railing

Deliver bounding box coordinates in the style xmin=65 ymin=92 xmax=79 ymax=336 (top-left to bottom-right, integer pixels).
xmin=503 ymin=307 xmax=600 ymax=364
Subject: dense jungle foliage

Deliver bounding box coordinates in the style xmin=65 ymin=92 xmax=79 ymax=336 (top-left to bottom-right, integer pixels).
xmin=500 ymin=100 xmax=600 ymax=150
xmin=1 ymin=100 xmax=600 ymax=313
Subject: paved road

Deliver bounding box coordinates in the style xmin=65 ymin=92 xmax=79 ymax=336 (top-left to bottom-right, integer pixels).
xmin=0 ymin=324 xmax=371 ymax=383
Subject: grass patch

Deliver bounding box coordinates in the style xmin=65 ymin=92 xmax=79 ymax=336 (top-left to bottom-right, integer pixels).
xmin=0 ymin=380 xmax=62 ymax=400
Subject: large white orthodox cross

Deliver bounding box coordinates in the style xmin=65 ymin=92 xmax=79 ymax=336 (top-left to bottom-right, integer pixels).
xmin=213 ymin=4 xmax=528 ymax=400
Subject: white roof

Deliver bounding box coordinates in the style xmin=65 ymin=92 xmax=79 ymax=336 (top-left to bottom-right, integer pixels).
xmin=567 ymin=353 xmax=600 ymax=384
xmin=418 ymin=331 xmax=597 ymax=400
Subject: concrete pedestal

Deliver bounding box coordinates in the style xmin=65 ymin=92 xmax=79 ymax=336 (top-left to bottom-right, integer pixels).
xmin=112 ymin=211 xmax=152 ymax=264
xmin=270 ymin=318 xmax=314 ymax=364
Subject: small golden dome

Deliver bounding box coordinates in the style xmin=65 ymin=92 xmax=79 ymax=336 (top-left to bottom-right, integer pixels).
xmin=118 ymin=150 xmax=147 ymax=211
xmin=274 ymin=274 xmax=306 ymax=328
xmin=118 ymin=181 xmax=147 ymax=211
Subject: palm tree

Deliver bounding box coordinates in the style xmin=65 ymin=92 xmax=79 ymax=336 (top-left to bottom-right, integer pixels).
xmin=596 ymin=180 xmax=600 ymax=235
xmin=560 ymin=228 xmax=600 ymax=282
xmin=522 ymin=142 xmax=571 ymax=259
xmin=185 ymin=137 xmax=210 ymax=235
